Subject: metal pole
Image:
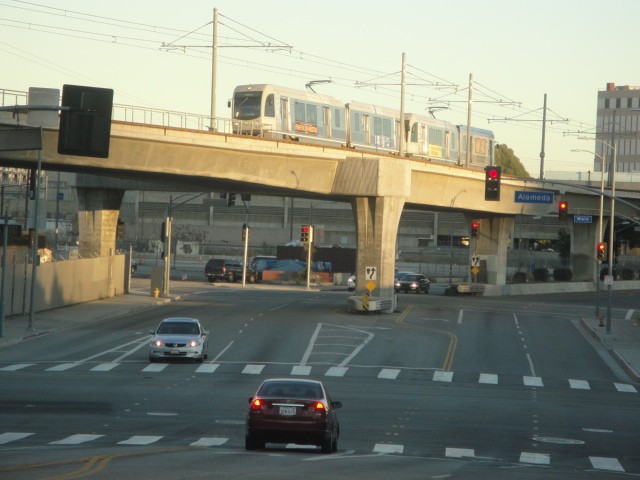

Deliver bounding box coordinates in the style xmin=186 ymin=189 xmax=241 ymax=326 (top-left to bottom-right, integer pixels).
xmin=242 ymin=224 xmax=249 ymax=287
xmin=539 ymin=93 xmax=547 ymax=180
xmin=465 ymin=73 xmax=472 ymax=167
xmin=399 ymin=52 xmax=406 ymax=156
xmin=606 ymin=144 xmax=617 ymax=333
xmin=596 ymin=151 xmax=605 ymax=324
xmin=306 ymin=227 xmax=313 ymax=290
xmin=28 ymin=139 xmax=42 ymax=331
xmin=210 ymin=8 xmax=218 ymax=130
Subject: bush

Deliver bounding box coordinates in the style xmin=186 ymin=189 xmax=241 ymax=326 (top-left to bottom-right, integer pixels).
xmin=512 ymin=272 xmax=528 ymax=283
xmin=533 ymin=268 xmax=549 ymax=282
xmin=621 ymin=268 xmax=635 ymax=280
xmin=553 ymin=268 xmax=573 ymax=281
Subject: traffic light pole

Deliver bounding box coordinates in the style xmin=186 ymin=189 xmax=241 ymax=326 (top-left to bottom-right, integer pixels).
xmin=305 ymin=234 xmax=312 ymax=290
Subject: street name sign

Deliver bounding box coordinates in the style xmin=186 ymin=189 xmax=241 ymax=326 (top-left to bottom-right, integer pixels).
xmin=573 ymin=215 xmax=593 ymax=223
xmin=514 ymin=191 xmax=554 ymax=204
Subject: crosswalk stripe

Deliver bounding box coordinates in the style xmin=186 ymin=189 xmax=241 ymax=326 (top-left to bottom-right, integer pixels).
xmin=142 ymin=363 xmax=167 ymax=372
xmin=46 ymin=363 xmax=80 ymax=372
xmin=0 ymin=432 xmax=33 ymax=444
xmin=291 ymin=365 xmax=312 ymax=376
xmin=590 ymin=456 xmax=625 ymax=472
xmin=91 ymin=363 xmax=119 ymax=372
xmin=378 ymin=368 xmax=401 ymax=380
xmin=479 ymin=373 xmax=498 ymax=384
xmin=569 ymin=379 xmax=591 ymax=390
xmin=242 ymin=364 xmax=265 ymax=374
xmin=523 ymin=376 xmax=544 ymax=387
xmin=446 ymin=447 xmax=475 ymax=458
xmin=196 ymin=363 xmax=220 ymax=373
xmin=325 ymin=367 xmax=348 ymax=377
xmin=50 ymin=434 xmax=104 ymax=445
xmin=614 ymin=383 xmax=637 ymax=393
xmin=190 ymin=437 xmax=228 ymax=447
xmin=520 ymin=451 xmax=550 ymax=464
xmin=433 ymin=371 xmax=453 ymax=382
xmin=118 ymin=435 xmax=162 ymax=445
xmin=373 ymin=443 xmax=404 ymax=454
xmin=0 ymin=364 xmax=35 ymax=371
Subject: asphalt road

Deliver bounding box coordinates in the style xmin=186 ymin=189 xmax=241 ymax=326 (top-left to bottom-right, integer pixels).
xmin=0 ymin=284 xmax=638 ymax=479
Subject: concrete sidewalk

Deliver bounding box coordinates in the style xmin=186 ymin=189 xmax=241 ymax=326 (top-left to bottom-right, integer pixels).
xmin=0 ymin=281 xmax=639 ymax=384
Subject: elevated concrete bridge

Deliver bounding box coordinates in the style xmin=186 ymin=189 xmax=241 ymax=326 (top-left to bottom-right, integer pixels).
xmin=2 ymin=121 xmax=639 ymax=310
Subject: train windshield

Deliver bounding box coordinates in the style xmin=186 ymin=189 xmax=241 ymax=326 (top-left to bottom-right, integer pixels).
xmin=233 ymin=91 xmax=263 ymax=120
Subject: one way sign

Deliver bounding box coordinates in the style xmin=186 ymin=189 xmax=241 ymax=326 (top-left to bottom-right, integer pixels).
xmin=365 ymin=266 xmax=377 ymax=281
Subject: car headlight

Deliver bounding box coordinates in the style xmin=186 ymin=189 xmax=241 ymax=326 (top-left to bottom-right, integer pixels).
xmin=152 ymin=339 xmax=163 ymax=347
xmin=188 ymin=339 xmax=201 ymax=347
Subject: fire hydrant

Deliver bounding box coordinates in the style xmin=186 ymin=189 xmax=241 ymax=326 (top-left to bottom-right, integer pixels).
xmin=152 ymin=288 xmax=159 ymax=299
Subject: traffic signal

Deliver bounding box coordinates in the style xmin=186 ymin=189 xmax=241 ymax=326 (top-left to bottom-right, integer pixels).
xmin=558 ymin=200 xmax=569 ymax=220
xmin=227 ymin=194 xmax=236 ymax=207
xmin=597 ymin=242 xmax=606 ymax=261
xmin=470 ymin=220 xmax=479 ymax=238
xmin=484 ymin=166 xmax=501 ymax=201
xmin=242 ymin=223 xmax=248 ymax=242
xmin=301 ymin=225 xmax=310 ymax=243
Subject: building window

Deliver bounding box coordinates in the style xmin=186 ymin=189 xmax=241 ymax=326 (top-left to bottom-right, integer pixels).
xmin=616 ymin=98 xmax=621 ymax=108
xmin=605 ymin=99 xmax=610 ymax=108
xmin=628 ymin=98 xmax=633 ymax=108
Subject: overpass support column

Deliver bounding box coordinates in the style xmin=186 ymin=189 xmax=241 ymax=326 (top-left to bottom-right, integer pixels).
xmin=474 ymin=216 xmax=514 ymax=285
xmin=76 ymin=187 xmax=125 ymax=257
xmin=571 ymin=220 xmax=601 ymax=282
xmin=352 ymin=196 xmax=405 ymax=312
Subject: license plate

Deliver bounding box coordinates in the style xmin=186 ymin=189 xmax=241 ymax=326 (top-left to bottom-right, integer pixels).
xmin=279 ymin=406 xmax=296 ymax=416
xmin=170 ymin=349 xmax=180 ymax=355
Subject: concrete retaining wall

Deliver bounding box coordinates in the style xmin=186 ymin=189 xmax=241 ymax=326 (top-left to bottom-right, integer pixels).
xmin=1 ymin=255 xmax=127 ymax=316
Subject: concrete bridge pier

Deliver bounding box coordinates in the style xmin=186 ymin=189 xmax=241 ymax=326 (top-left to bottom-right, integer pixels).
xmin=352 ymin=195 xmax=405 ymax=313
xmin=472 ymin=216 xmax=515 ymax=285
xmin=571 ymin=219 xmax=601 ymax=282
xmin=76 ymin=187 xmax=125 ymax=257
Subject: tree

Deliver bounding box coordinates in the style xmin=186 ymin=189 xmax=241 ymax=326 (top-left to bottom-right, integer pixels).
xmin=495 ymin=144 xmax=530 ymax=177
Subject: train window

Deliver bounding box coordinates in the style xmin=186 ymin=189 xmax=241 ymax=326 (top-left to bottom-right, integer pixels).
xmin=334 ymin=109 xmax=342 ymax=129
xmin=265 ymin=94 xmax=275 ymax=117
xmin=233 ymin=91 xmax=262 ymax=120
xmin=352 ymin=113 xmax=361 ymax=133
xmin=429 ymin=127 xmax=444 ymax=147
xmin=306 ymin=104 xmax=317 ymax=124
xmin=373 ymin=117 xmax=383 ymax=136
xmin=383 ymin=118 xmax=393 ymax=138
xmin=451 ymin=131 xmax=458 ymax=152
xmin=294 ymin=102 xmax=305 ymax=122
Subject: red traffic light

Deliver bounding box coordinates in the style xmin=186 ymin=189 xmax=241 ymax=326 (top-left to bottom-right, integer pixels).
xmin=470 ymin=220 xmax=479 ymax=238
xmin=487 ymin=168 xmax=500 ymax=180
xmin=558 ymin=200 xmax=569 ymax=220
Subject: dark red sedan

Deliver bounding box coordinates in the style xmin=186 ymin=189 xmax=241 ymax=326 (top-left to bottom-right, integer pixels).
xmin=245 ymin=378 xmax=342 ymax=453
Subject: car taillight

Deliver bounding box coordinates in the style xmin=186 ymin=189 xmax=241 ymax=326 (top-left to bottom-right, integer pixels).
xmin=314 ymin=402 xmax=325 ymax=411
xmin=222 ymin=267 xmax=227 ymax=273
xmin=250 ymin=399 xmax=263 ymax=411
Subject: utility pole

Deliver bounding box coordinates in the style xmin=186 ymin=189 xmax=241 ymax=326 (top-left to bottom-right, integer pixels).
xmin=465 ymin=73 xmax=473 ymax=167
xmin=399 ymin=52 xmax=406 ymax=156
xmin=539 ymin=93 xmax=547 ymax=180
xmin=210 ymin=8 xmax=218 ymax=130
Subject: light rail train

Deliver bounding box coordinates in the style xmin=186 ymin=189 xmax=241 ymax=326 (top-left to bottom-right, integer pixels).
xmin=230 ymin=84 xmax=495 ymax=168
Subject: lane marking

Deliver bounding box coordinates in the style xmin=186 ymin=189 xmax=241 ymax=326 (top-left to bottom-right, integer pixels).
xmin=325 ymin=366 xmax=348 ymax=377
xmin=614 ymin=383 xmax=637 ymax=393
xmin=300 ymin=323 xmax=323 ymax=366
xmin=91 ymin=363 xmax=119 ymax=372
xmin=46 ymin=363 xmax=80 ymax=372
xmin=191 ymin=437 xmax=228 ymax=447
xmin=242 ymin=364 xmax=264 ymax=374
xmin=569 ymin=379 xmax=591 ymax=390
xmin=589 ymin=456 xmax=625 ymax=472
xmin=117 ymin=435 xmax=163 ymax=445
xmin=196 ymin=363 xmax=220 ymax=373
xmin=373 ymin=443 xmax=404 ymax=454
xmin=0 ymin=432 xmax=33 ymax=444
xmin=291 ymin=365 xmax=312 ymax=376
xmin=378 ymin=368 xmax=401 ymax=380
xmin=50 ymin=434 xmax=104 ymax=445
xmin=523 ymin=376 xmax=544 ymax=387
xmin=457 ymin=310 xmax=464 ymax=324
xmin=446 ymin=447 xmax=475 ymax=458
xmin=0 ymin=363 xmax=34 ymax=371
xmin=433 ymin=371 xmax=453 ymax=382
xmin=520 ymin=451 xmax=550 ymax=465
xmin=142 ymin=363 xmax=167 ymax=373
xmin=210 ymin=341 xmax=234 ymax=362
xmin=479 ymin=373 xmax=498 ymax=384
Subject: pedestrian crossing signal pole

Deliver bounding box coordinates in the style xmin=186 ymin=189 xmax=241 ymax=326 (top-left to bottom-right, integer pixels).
xmin=304 ymin=226 xmax=314 ymax=290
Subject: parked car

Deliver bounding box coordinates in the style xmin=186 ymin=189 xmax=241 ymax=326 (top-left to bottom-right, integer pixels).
xmin=205 ymin=258 xmax=256 ymax=283
xmin=246 ymin=378 xmax=341 ymax=453
xmin=148 ymin=317 xmax=208 ymax=363
xmin=250 ymin=255 xmax=277 ymax=281
xmin=347 ymin=275 xmax=356 ymax=291
xmin=395 ymin=273 xmax=430 ymax=294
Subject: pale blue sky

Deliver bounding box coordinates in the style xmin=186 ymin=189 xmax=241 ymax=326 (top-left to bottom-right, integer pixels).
xmin=1 ymin=0 xmax=638 ymax=175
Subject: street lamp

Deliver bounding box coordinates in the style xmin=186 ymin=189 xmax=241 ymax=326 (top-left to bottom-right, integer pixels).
xmin=578 ymin=137 xmax=617 ymax=333
xmin=572 ymin=147 xmax=606 ymax=323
